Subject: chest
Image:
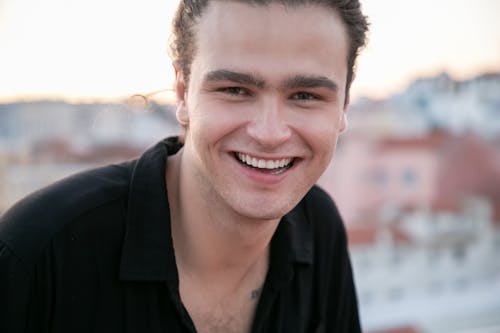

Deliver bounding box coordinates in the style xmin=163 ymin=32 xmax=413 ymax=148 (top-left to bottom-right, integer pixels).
xmin=180 ymin=283 xmax=261 ymax=333
xmin=183 ymin=296 xmax=257 ymax=333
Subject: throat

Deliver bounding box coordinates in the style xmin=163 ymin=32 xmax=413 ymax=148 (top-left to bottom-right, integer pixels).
xmin=177 ymin=247 xmax=269 ymax=333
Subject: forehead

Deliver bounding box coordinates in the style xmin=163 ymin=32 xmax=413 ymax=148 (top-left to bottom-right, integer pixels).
xmin=197 ymin=2 xmax=347 ymax=51
xmin=191 ymin=1 xmax=349 ymax=84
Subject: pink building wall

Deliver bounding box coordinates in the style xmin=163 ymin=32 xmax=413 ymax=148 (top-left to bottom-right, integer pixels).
xmin=318 ymin=131 xmax=500 ymax=224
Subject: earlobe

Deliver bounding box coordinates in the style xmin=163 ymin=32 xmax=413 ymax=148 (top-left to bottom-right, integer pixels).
xmin=340 ymin=84 xmax=351 ymax=134
xmin=176 ymin=100 xmax=189 ymax=126
xmin=339 ymin=112 xmax=348 ymax=134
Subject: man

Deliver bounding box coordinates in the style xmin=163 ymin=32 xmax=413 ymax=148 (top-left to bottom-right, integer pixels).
xmin=0 ymin=0 xmax=368 ymax=332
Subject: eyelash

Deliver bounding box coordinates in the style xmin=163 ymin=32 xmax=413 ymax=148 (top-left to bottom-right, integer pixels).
xmin=215 ymin=86 xmax=322 ymax=102
xmin=291 ymin=91 xmax=319 ymax=101
xmin=218 ymin=86 xmax=249 ymax=96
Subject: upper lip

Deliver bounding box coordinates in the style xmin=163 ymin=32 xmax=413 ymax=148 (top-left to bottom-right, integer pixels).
xmin=235 ymin=151 xmax=294 ymax=160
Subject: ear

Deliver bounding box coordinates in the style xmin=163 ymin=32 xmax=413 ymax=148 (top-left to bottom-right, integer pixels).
xmin=339 ymin=112 xmax=348 ymax=134
xmin=338 ymin=94 xmax=349 ymax=135
xmin=339 ymin=72 xmax=355 ymax=134
xmin=173 ymin=61 xmax=189 ymax=126
xmin=340 ymin=89 xmax=350 ymax=134
xmin=339 ymin=93 xmax=349 ymax=134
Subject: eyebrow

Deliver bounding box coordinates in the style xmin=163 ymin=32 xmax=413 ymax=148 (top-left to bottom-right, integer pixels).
xmin=204 ymin=70 xmax=265 ymax=88
xmin=283 ymin=75 xmax=339 ymax=92
xmin=204 ymin=70 xmax=338 ymax=92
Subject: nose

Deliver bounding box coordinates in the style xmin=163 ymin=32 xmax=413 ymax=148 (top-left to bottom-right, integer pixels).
xmin=246 ymin=96 xmax=292 ymax=148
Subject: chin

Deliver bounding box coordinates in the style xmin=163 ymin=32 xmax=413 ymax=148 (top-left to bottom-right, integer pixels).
xmin=230 ymin=196 xmax=299 ymax=222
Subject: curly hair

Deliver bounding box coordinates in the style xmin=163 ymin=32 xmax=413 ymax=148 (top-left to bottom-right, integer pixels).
xmin=170 ymin=0 xmax=369 ymax=103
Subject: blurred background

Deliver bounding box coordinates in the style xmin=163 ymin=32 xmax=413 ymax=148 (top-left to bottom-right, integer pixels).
xmin=1 ymin=0 xmax=499 ymax=332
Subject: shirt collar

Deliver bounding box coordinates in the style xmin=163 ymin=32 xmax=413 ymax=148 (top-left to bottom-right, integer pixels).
xmin=285 ymin=206 xmax=313 ymax=265
xmin=261 ymin=206 xmax=314 ymax=293
xmin=119 ymin=137 xmax=313 ymax=282
xmin=119 ymin=137 xmax=182 ymax=282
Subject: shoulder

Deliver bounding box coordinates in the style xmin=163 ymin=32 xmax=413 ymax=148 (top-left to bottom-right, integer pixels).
xmin=0 ymin=161 xmax=135 ymax=265
xmin=303 ymin=185 xmax=340 ymax=212
xmin=301 ymin=185 xmax=344 ymax=228
xmin=299 ymin=185 xmax=348 ymax=249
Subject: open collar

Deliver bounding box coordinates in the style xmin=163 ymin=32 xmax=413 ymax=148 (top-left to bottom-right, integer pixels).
xmin=119 ymin=137 xmax=313 ymax=282
xmin=119 ymin=137 xmax=181 ymax=282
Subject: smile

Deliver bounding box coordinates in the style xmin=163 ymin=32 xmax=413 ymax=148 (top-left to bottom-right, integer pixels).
xmin=235 ymin=152 xmax=294 ymax=173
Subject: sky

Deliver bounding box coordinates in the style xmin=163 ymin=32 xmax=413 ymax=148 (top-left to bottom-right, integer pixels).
xmin=0 ymin=0 xmax=499 ymax=103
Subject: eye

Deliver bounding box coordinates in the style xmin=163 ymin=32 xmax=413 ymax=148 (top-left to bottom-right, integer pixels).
xmin=219 ymin=86 xmax=247 ymax=96
xmin=291 ymin=91 xmax=318 ymax=101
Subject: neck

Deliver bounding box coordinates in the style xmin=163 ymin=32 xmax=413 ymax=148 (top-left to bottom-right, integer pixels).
xmin=166 ymin=150 xmax=279 ymax=280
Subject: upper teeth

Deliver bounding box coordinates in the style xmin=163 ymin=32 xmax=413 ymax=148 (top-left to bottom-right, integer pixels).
xmin=237 ymin=153 xmax=292 ymax=169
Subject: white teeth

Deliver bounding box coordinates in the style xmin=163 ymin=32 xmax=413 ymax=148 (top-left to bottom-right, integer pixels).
xmin=236 ymin=153 xmax=292 ymax=170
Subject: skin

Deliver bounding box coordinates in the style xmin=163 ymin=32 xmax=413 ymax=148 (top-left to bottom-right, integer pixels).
xmin=166 ymin=2 xmax=350 ymax=332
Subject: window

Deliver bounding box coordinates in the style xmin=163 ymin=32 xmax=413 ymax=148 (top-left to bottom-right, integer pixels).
xmin=401 ymin=168 xmax=417 ymax=186
xmin=453 ymin=245 xmax=466 ymax=264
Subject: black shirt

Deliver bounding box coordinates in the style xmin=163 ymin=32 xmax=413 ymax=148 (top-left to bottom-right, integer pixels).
xmin=0 ymin=137 xmax=361 ymax=333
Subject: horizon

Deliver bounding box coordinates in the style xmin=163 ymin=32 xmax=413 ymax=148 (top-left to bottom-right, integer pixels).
xmin=1 ymin=0 xmax=499 ymax=103
xmin=1 ymin=70 xmax=497 ymax=105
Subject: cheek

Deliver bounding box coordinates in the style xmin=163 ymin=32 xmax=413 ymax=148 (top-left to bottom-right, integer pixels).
xmin=308 ymin=123 xmax=340 ymax=163
xmin=191 ymin=101 xmax=250 ymax=135
xmin=306 ymin=114 xmax=341 ymax=142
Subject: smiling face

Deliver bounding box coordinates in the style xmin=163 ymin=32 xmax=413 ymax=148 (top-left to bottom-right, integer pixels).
xmin=174 ymin=1 xmax=349 ymax=222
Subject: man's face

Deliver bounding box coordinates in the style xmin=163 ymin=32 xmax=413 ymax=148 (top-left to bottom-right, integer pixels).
xmin=175 ymin=2 xmax=349 ymax=221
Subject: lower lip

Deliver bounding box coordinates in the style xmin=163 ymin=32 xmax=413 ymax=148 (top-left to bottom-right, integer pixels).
xmin=234 ymin=156 xmax=295 ymax=185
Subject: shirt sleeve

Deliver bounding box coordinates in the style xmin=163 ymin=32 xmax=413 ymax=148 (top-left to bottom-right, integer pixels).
xmin=308 ymin=186 xmax=362 ymax=332
xmin=329 ymin=248 xmax=362 ymax=332
xmin=325 ymin=226 xmax=362 ymax=333
xmin=0 ymin=240 xmax=32 ymax=332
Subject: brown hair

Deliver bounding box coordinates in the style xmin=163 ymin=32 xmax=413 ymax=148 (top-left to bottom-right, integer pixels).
xmin=170 ymin=0 xmax=369 ymax=104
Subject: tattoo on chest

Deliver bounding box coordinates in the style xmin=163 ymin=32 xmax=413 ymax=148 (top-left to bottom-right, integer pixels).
xmin=250 ymin=288 xmax=262 ymax=300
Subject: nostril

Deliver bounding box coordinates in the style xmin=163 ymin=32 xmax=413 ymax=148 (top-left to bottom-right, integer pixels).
xmin=246 ymin=118 xmax=292 ymax=147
